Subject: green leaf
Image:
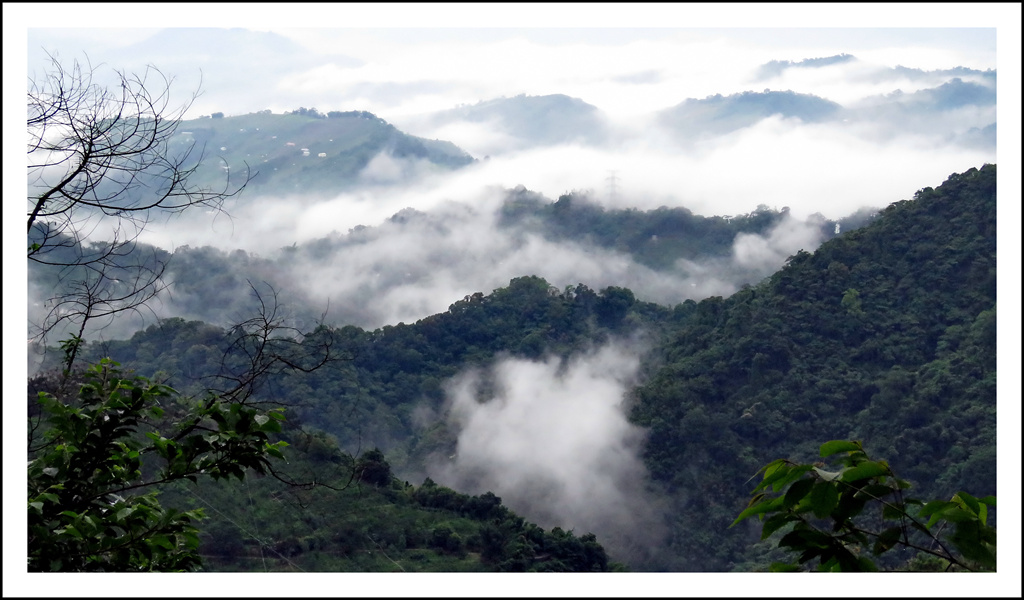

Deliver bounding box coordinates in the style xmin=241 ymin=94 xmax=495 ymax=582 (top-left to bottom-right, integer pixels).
xmin=769 ymin=562 xmax=802 ymax=572
xmin=783 ymin=478 xmax=815 ymax=509
xmin=773 ymin=465 xmax=814 ymax=493
xmin=949 ymin=522 xmax=996 ymax=570
xmin=808 ymin=482 xmax=839 ymax=519
xmin=819 ymin=440 xmax=861 ymax=457
xmin=754 ymin=461 xmax=791 ymax=493
xmin=872 ymin=526 xmax=902 ymax=555
xmin=839 ymin=461 xmax=889 ymax=483
xmin=761 ymin=513 xmax=797 ymax=540
xmin=856 ymin=556 xmax=879 ymax=572
xmin=953 ymin=491 xmax=980 ymax=516
xmin=859 ymin=483 xmax=896 ymax=500
xmin=731 ymin=496 xmax=784 ymax=527
xmin=919 ymin=500 xmax=956 ymax=519
xmin=780 ymin=528 xmax=831 ymax=550
xmin=882 ymin=503 xmax=904 ymax=521
xmin=933 ymin=507 xmax=975 ymax=524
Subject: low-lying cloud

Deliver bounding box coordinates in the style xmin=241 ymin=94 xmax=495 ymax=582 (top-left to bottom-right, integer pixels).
xmin=135 ymin=183 xmax=831 ymax=331
xmin=428 ymin=343 xmax=669 ymax=565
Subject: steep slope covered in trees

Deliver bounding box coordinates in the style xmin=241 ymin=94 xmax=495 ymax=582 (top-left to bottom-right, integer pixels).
xmin=630 ymin=164 xmax=996 ymax=570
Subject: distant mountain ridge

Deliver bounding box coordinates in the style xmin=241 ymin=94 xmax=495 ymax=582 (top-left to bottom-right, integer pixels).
xmin=172 ymin=110 xmax=476 ymax=195
xmin=658 ymin=89 xmax=844 ymax=137
xmin=405 ymin=93 xmax=610 ymax=152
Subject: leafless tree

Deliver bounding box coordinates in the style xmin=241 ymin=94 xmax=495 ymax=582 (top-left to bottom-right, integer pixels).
xmin=27 ymin=51 xmax=254 ymax=358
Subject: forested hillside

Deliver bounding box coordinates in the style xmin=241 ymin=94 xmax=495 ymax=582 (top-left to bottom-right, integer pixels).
xmin=73 ymin=275 xmax=669 ymax=470
xmin=168 ymin=109 xmax=475 ymax=195
xmin=32 ymin=165 xmax=997 ymax=571
xmin=630 ymin=164 xmax=996 ymax=569
xmin=157 ymin=434 xmax=618 ymax=572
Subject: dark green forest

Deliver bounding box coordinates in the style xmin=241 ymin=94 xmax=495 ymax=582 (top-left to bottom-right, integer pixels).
xmin=630 ymin=164 xmax=996 ymax=569
xmin=29 ymin=164 xmax=997 ymax=571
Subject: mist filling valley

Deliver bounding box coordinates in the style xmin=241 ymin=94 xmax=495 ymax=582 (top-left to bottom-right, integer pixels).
xmin=426 ymin=343 xmax=670 ymax=566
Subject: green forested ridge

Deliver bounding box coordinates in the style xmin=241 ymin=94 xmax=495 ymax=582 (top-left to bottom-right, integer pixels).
xmin=72 ymin=275 xmax=670 ymax=475
xmin=497 ymin=187 xmax=868 ymax=271
xmin=31 ymin=164 xmax=996 ymax=571
xmin=630 ymin=164 xmax=996 ymax=570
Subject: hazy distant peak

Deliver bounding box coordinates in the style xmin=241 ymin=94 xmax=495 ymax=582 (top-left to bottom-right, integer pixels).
xmin=659 ymin=89 xmax=843 ymax=137
xmin=897 ymin=77 xmax=996 ymax=108
xmin=452 ymin=93 xmax=599 ymax=116
xmin=888 ymin=64 xmax=996 ymax=82
xmin=424 ymin=93 xmax=608 ymax=150
xmin=872 ymin=78 xmax=996 ymax=111
xmin=757 ymin=53 xmax=857 ymax=79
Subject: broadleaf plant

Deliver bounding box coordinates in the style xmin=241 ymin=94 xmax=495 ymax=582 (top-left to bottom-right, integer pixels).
xmin=732 ymin=440 xmax=995 ymax=572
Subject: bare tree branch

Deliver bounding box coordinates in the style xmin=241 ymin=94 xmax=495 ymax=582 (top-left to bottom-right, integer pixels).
xmin=27 ymin=50 xmax=255 ymax=357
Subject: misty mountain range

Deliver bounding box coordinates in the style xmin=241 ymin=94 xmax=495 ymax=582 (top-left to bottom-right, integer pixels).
xmin=167 ymin=57 xmax=995 ymax=197
xmin=24 ymin=25 xmax=1001 ymax=575
xmin=28 ymin=184 xmax=877 ymax=349
xmin=51 ymin=164 xmax=997 ymax=571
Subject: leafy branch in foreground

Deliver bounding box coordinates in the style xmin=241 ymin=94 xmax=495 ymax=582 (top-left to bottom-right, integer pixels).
xmin=732 ymin=440 xmax=996 ymax=572
xmin=28 ymin=358 xmax=288 ymax=571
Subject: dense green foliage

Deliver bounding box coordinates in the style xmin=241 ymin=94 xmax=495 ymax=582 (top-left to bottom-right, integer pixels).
xmin=157 ymin=433 xmax=616 ymax=572
xmin=733 ymin=440 xmax=996 ymax=571
xmin=630 ymin=164 xmax=996 ymax=569
xmin=498 ymin=187 xmax=870 ymax=271
xmin=27 ymin=359 xmax=288 ymax=571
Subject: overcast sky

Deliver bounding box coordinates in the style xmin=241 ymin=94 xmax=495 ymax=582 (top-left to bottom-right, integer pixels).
xmin=6 ymin=3 xmax=1022 ymax=596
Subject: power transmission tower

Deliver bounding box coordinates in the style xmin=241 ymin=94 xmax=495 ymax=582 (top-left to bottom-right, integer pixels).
xmin=605 ymin=170 xmax=620 ymax=202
